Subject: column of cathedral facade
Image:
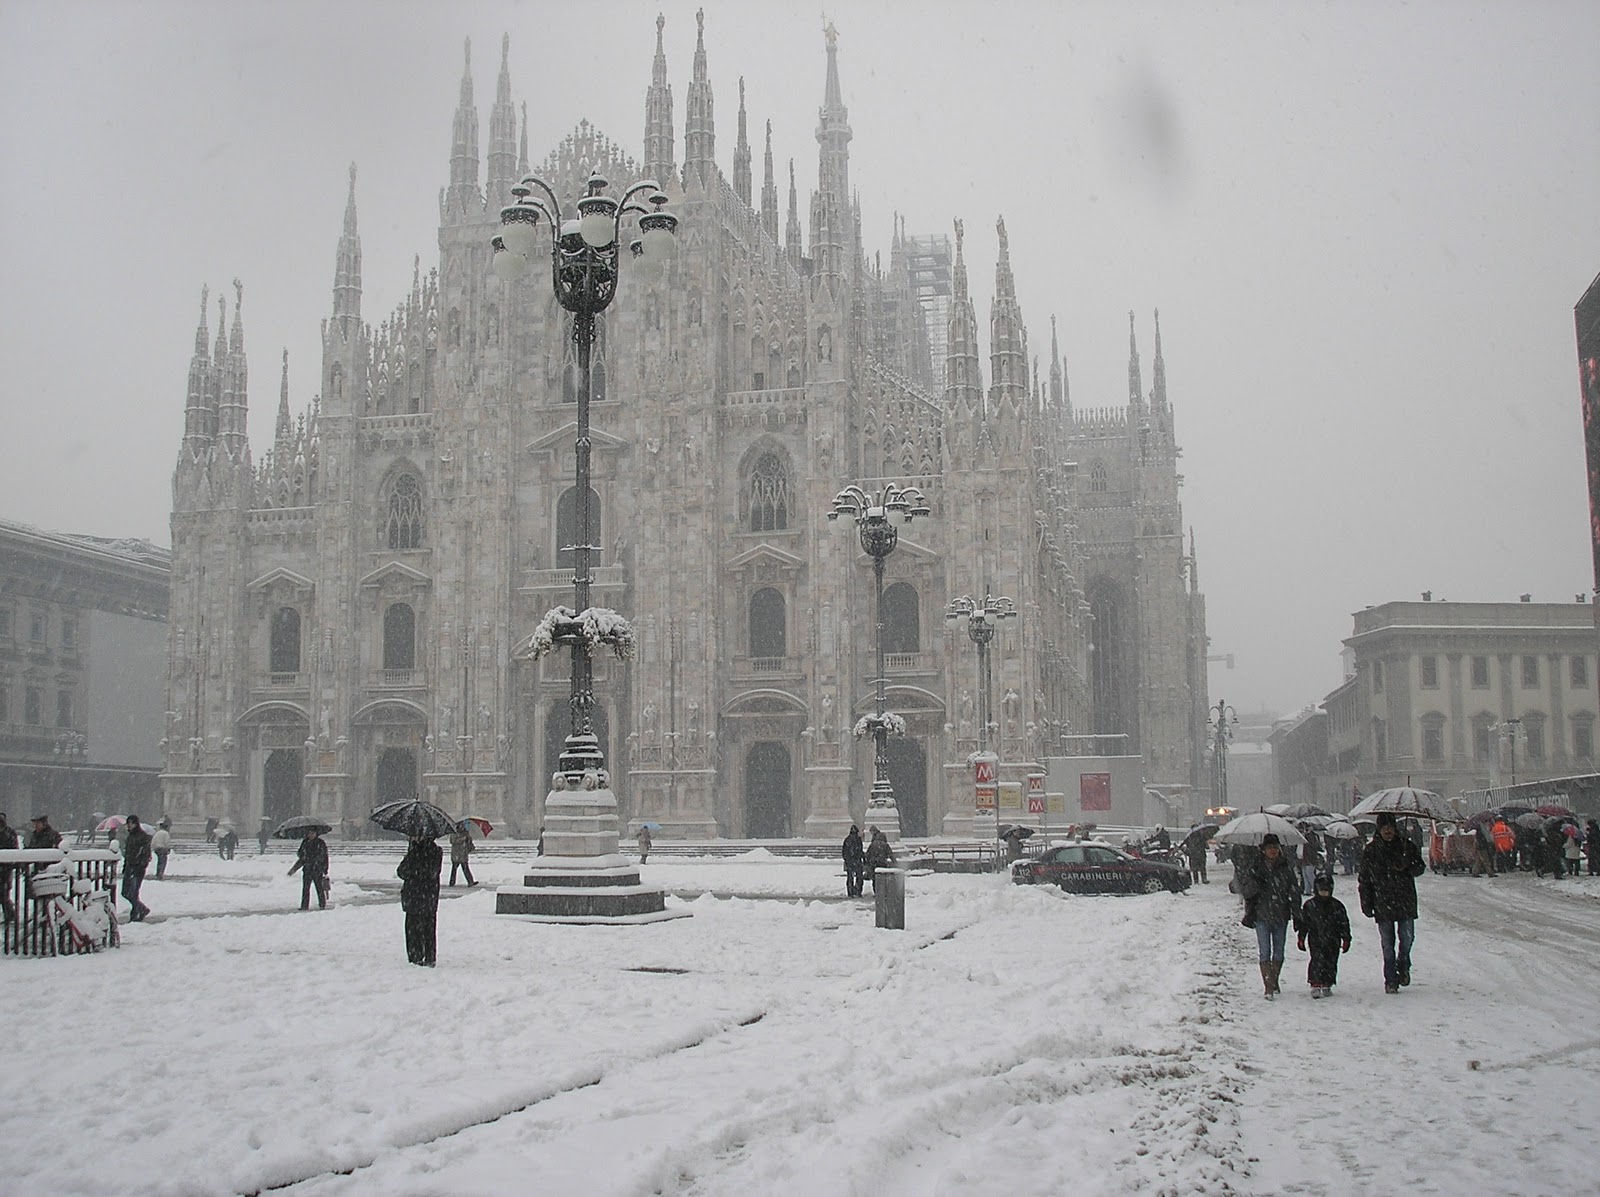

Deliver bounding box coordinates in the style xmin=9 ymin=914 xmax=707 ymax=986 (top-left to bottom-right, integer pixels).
xmin=160 ymin=13 xmax=1207 ymax=837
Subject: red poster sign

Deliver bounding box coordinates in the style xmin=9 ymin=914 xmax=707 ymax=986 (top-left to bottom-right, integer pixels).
xmin=1027 ymin=794 xmax=1045 ymax=815
xmin=1026 ymin=772 xmax=1045 ymax=796
xmin=975 ymin=785 xmax=997 ymax=811
xmin=1080 ymin=772 xmax=1111 ymax=811
xmin=974 ymin=755 xmax=998 ymax=785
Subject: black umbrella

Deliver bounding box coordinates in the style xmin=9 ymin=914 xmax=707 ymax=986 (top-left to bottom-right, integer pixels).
xmin=370 ymin=799 xmax=458 ymax=840
xmin=1513 ymin=812 xmax=1545 ymax=830
xmin=997 ymin=824 xmax=1036 ymax=839
xmin=273 ymin=815 xmax=333 ymax=839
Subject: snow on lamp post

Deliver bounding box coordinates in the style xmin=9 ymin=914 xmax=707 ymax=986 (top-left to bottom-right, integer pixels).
xmin=1207 ymin=699 xmax=1237 ymax=813
xmin=496 ymin=171 xmax=686 ymax=923
xmin=829 ymin=483 xmax=930 ymax=841
xmin=53 ymin=731 xmax=87 ymax=830
xmin=947 ymin=590 xmax=1016 ymax=844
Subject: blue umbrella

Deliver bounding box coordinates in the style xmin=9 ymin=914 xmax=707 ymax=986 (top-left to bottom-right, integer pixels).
xmin=639 ymin=822 xmax=663 ymax=831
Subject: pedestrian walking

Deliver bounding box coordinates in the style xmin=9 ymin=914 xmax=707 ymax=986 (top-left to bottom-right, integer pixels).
xmin=636 ymin=824 xmax=653 ymax=865
xmin=1295 ymin=874 xmax=1352 ymax=998
xmin=287 ymin=830 xmax=330 ymax=910
xmin=1491 ymin=817 xmax=1516 ymax=873
xmin=1563 ymin=826 xmax=1581 ymax=877
xmin=1183 ymin=826 xmax=1209 ymax=884
xmin=1585 ymin=820 xmax=1600 ymax=876
xmin=1238 ymin=832 xmax=1302 ymax=999
xmin=0 ymin=813 xmax=19 ymax=926
xmin=203 ymin=816 xmax=218 ymax=843
xmin=864 ymin=826 xmax=894 ymax=890
xmin=122 ymin=815 xmax=153 ymax=922
xmin=1357 ymin=811 xmax=1426 ymax=994
xmin=842 ymin=825 xmax=865 ymax=897
xmin=448 ymin=823 xmax=477 ymax=887
xmin=217 ymin=827 xmax=239 ymax=860
xmin=27 ymin=815 xmax=62 ymax=851
xmin=151 ymin=819 xmax=172 ymax=880
xmin=257 ymin=817 xmax=272 ymax=856
xmin=1540 ymin=821 xmax=1566 ymax=881
xmin=397 ymin=833 xmax=442 ymax=966
xmin=1298 ymin=830 xmax=1323 ymax=896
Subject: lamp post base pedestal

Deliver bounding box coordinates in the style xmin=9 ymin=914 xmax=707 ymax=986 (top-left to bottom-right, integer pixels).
xmin=863 ymin=800 xmax=901 ymax=843
xmin=494 ymin=783 xmax=688 ymax=924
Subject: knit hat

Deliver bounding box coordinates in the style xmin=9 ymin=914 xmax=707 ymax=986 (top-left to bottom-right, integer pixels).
xmin=1260 ymin=833 xmax=1280 ymax=848
xmin=1375 ymin=812 xmax=1398 ymax=828
xmin=1315 ymin=875 xmax=1334 ymax=893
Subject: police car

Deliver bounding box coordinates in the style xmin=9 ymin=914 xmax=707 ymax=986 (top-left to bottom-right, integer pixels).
xmin=1011 ymin=840 xmax=1191 ymax=894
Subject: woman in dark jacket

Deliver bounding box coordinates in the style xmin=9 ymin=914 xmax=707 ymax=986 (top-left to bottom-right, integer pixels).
xmin=1357 ymin=811 xmax=1427 ymax=993
xmin=397 ymin=834 xmax=443 ymax=966
xmin=1238 ymin=832 xmax=1302 ymax=998
xmin=863 ymin=827 xmax=894 ymax=889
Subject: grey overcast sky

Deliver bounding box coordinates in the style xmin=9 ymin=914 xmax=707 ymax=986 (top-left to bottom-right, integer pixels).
xmin=1 ymin=0 xmax=1596 ymax=717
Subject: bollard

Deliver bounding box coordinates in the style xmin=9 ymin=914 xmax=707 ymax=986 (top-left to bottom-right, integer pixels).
xmin=873 ymin=867 xmax=905 ymax=929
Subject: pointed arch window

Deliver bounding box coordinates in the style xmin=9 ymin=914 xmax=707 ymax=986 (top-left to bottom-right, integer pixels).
xmin=555 ymin=485 xmax=603 ymax=571
xmin=270 ymin=607 xmax=301 ymax=675
xmin=1089 ymin=461 xmax=1109 ymax=493
xmin=383 ymin=603 xmax=416 ymax=671
xmin=749 ymin=588 xmax=786 ymax=659
xmin=882 ymin=582 xmax=921 ymax=654
xmin=383 ymin=473 xmax=424 ymax=550
xmin=746 ymin=451 xmax=792 ymax=531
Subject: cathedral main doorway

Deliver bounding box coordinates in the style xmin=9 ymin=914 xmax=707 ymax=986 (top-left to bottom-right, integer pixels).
xmin=744 ymin=742 xmax=791 ymax=838
xmin=376 ymin=748 xmax=417 ymax=805
xmin=884 ymin=738 xmax=928 ymax=837
xmin=263 ymin=749 xmax=303 ymax=827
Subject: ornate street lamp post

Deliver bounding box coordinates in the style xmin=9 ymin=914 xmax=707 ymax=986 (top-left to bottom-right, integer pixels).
xmin=1495 ymin=718 xmax=1525 ymax=788
xmin=1206 ymin=699 xmax=1237 ymax=814
xmin=53 ymin=731 xmax=87 ymax=831
xmin=947 ymin=590 xmax=1016 ymax=846
xmin=829 ymin=483 xmax=930 ymax=840
xmin=495 ymin=171 xmax=686 ymax=923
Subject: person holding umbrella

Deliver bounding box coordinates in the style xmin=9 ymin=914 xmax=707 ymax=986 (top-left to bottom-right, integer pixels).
xmin=397 ymin=832 xmax=443 ymax=966
xmin=447 ymin=821 xmax=476 ymax=887
xmin=287 ymin=828 xmax=330 ymax=910
xmin=1357 ymin=811 xmax=1426 ymax=994
xmin=1183 ymin=824 xmax=1210 ymax=885
xmin=1238 ymin=832 xmax=1302 ymax=999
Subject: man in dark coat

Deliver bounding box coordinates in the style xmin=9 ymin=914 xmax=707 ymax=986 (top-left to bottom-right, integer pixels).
xmin=1358 ymin=811 xmax=1426 ymax=993
xmin=287 ymin=830 xmax=330 ymax=910
xmin=1238 ymin=832 xmax=1302 ymax=998
xmin=0 ymin=813 xmax=19 ymax=924
xmin=397 ymin=834 xmax=443 ymax=965
xmin=122 ymin=815 xmax=153 ymax=921
xmin=841 ymin=825 xmax=865 ymax=897
xmin=1183 ymin=827 xmax=1209 ymax=884
xmin=1295 ymin=874 xmax=1352 ymax=997
xmin=864 ymin=827 xmax=894 ymax=889
xmin=27 ymin=815 xmax=62 ymax=850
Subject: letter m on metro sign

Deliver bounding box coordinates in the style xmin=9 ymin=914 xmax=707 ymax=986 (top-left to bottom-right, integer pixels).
xmin=1080 ymin=771 xmax=1112 ymax=812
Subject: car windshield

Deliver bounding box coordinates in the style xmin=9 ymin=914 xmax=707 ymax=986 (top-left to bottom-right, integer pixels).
xmin=1085 ymin=846 xmax=1125 ymax=864
xmin=1050 ymin=846 xmax=1087 ymax=865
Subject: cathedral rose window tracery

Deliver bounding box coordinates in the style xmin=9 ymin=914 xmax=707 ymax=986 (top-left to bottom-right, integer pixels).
xmin=746 ymin=451 xmax=791 ymax=532
xmin=384 ymin=473 xmax=425 ymax=551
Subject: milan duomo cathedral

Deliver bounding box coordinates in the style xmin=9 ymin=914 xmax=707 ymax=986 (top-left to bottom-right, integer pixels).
xmin=161 ymin=15 xmax=1209 ymax=840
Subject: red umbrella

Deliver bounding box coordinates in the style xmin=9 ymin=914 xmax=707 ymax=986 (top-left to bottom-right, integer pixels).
xmin=1535 ymin=805 xmax=1575 ymax=818
xmin=461 ymin=816 xmax=493 ymax=838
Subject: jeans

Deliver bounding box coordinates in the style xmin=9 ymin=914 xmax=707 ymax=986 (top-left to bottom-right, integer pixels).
xmin=1254 ymin=919 xmax=1288 ymax=963
xmin=1378 ymin=918 xmax=1415 ymax=985
xmin=122 ymin=870 xmax=149 ymax=919
xmin=154 ymin=850 xmax=169 ymax=880
xmin=301 ymin=873 xmax=326 ymax=910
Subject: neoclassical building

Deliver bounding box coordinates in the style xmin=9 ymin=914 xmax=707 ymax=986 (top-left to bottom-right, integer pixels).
xmin=161 ymin=17 xmax=1208 ymax=838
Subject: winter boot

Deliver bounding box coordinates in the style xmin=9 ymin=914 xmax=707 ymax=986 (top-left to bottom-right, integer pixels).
xmin=1260 ymin=963 xmax=1275 ymax=999
xmin=1267 ymin=961 xmax=1284 ymax=995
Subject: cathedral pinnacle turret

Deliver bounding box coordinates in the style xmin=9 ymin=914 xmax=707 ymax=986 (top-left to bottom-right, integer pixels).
xmin=446 ymin=39 xmax=481 ymax=216
xmin=987 ymin=216 xmax=1028 ymax=413
xmin=785 ymin=158 xmax=801 ymax=267
xmin=275 ymin=349 xmax=293 ymax=452
xmin=733 ymin=78 xmax=752 ymax=206
xmin=759 ymin=120 xmax=779 ymax=242
xmin=1152 ymin=307 xmax=1169 ymax=413
xmin=1127 ymin=310 xmax=1143 ymax=409
xmin=183 ymin=286 xmax=213 ymax=452
xmin=486 ymin=34 xmax=517 ymax=206
xmin=643 ymin=13 xmax=675 ymax=186
xmin=219 ymin=280 xmax=249 ymax=462
xmin=1049 ymin=314 xmax=1069 ymax=413
xmin=517 ymin=102 xmax=529 ymax=177
xmin=945 ymin=218 xmax=983 ymax=414
xmin=683 ymin=9 xmax=716 ymax=188
xmin=332 ymin=163 xmax=361 ymax=333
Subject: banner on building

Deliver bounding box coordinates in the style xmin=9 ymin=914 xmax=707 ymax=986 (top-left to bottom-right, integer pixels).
xmin=1080 ymin=771 xmax=1112 ymax=811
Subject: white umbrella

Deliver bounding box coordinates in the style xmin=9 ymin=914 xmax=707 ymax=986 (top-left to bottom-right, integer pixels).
xmin=1211 ymin=811 xmax=1307 ymax=848
xmin=1321 ymin=819 xmax=1362 ymax=840
xmin=1349 ymin=786 xmax=1458 ymax=823
xmin=1263 ymin=803 xmax=1291 ymax=815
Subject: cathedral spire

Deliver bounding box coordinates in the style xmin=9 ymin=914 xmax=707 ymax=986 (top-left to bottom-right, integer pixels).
xmin=642 ymin=13 xmax=675 ymax=186
xmin=945 ymin=218 xmax=983 ymax=414
xmin=517 ymin=102 xmax=529 ymax=176
xmin=275 ymin=348 xmax=293 ymax=452
xmin=1188 ymin=527 xmax=1200 ymax=591
xmin=220 ymin=279 xmax=249 ymax=461
xmin=988 ymin=216 xmax=1028 ymax=412
xmin=759 ymin=119 xmax=779 ymax=242
xmin=784 ymin=158 xmax=801 ymax=267
xmin=332 ymin=163 xmax=361 ymax=332
xmin=1127 ymin=310 xmax=1143 ymax=408
xmin=183 ymin=286 xmax=213 ymax=452
xmin=486 ymin=34 xmax=517 ymax=206
xmin=732 ymin=77 xmax=752 ymax=206
xmin=1048 ymin=314 xmax=1063 ymax=408
xmin=446 ymin=38 xmax=481 ymax=216
xmin=814 ymin=20 xmax=852 ymax=219
xmin=683 ymin=9 xmax=716 ymax=188
xmin=1152 ymin=307 xmax=1168 ymax=411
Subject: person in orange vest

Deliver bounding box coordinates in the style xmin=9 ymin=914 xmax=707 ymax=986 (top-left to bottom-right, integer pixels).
xmin=1490 ymin=818 xmax=1516 ymax=874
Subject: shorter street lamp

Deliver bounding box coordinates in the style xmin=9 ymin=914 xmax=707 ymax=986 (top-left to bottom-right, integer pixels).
xmin=829 ymin=483 xmax=930 ymax=839
xmin=1495 ymin=718 xmax=1525 ymax=788
xmin=54 ymin=731 xmax=87 ymax=828
xmin=946 ymin=590 xmax=1016 ymax=845
xmin=1206 ymin=699 xmax=1237 ymax=813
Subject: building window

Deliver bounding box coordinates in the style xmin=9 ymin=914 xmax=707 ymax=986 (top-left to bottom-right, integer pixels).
xmin=1521 ymin=656 xmax=1539 ymax=688
xmin=1088 ymin=461 xmax=1108 ymax=493
xmin=1572 ymin=656 xmax=1590 ymax=688
xmin=60 ymin=617 xmax=77 ymax=652
xmin=270 ymin=607 xmax=302 ymax=675
xmin=1372 ymin=660 xmax=1383 ymax=694
xmin=555 ymin=486 xmax=602 ymax=571
xmin=30 ymin=611 xmax=47 ymax=643
xmin=746 ymin=451 xmax=792 ymax=532
xmin=1573 ymin=719 xmax=1594 ymax=761
xmin=1471 ymin=656 xmax=1489 ymax=688
xmin=1419 ymin=656 xmax=1438 ymax=688
xmin=1373 ymin=720 xmax=1387 ymax=761
xmin=383 ymin=473 xmax=424 ymax=551
xmin=56 ymin=690 xmax=73 ymax=728
xmin=383 ymin=603 xmax=416 ymax=672
xmin=1421 ymin=724 xmax=1444 ymax=763
xmin=1473 ymin=721 xmax=1495 ymax=762
xmin=1524 ymin=720 xmax=1546 ymax=761
xmin=882 ymin=582 xmax=921 ymax=654
xmin=25 ymin=686 xmax=42 ymax=725
xmin=748 ymin=588 xmax=786 ymax=659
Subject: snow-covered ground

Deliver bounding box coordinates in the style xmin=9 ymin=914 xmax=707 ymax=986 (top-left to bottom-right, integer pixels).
xmin=3 ymin=845 xmax=1597 ymax=1197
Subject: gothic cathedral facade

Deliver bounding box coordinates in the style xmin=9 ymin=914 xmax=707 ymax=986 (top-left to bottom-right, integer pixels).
xmin=161 ymin=17 xmax=1209 ymax=838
